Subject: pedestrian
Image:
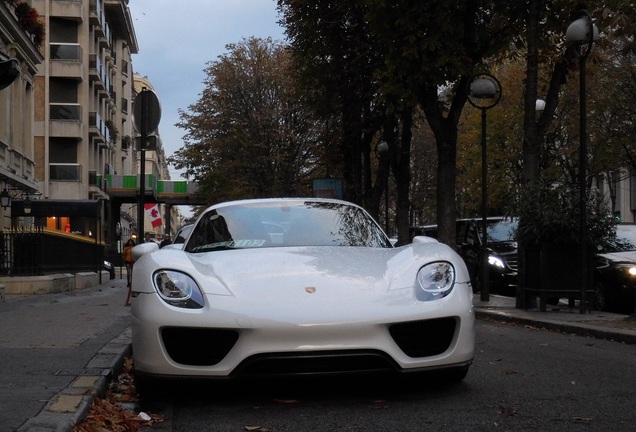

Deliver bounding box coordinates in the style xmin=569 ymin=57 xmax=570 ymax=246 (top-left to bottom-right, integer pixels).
xmin=159 ymin=233 xmax=172 ymax=248
xmin=143 ymin=232 xmax=153 ymax=243
xmin=123 ymin=238 xmax=135 ymax=305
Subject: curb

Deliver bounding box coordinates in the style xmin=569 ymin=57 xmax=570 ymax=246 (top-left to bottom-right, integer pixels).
xmin=476 ymin=309 xmax=636 ymax=345
xmin=17 ymin=327 xmax=132 ymax=431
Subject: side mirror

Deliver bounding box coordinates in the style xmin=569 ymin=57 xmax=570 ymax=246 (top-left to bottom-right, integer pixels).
xmin=132 ymin=242 xmax=159 ymax=261
xmin=412 ymin=235 xmax=439 ymax=244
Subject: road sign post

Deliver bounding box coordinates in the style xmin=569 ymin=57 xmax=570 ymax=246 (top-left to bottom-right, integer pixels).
xmin=132 ymin=88 xmax=161 ymax=237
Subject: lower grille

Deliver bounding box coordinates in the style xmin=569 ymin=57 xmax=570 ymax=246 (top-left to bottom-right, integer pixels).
xmin=389 ymin=318 xmax=456 ymax=357
xmin=503 ymin=252 xmax=518 ymax=271
xmin=161 ymin=327 xmax=239 ymax=366
xmin=234 ymin=350 xmax=397 ymax=376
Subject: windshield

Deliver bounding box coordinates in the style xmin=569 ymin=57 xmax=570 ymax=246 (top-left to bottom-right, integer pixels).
xmin=480 ymin=220 xmax=517 ymax=243
xmin=185 ymin=200 xmax=392 ymax=252
xmin=599 ymin=225 xmax=636 ymax=253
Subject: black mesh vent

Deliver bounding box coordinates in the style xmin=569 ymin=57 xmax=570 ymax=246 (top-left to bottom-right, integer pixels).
xmin=389 ymin=318 xmax=456 ymax=358
xmin=234 ymin=350 xmax=398 ymax=376
xmin=161 ymin=327 xmax=239 ymax=366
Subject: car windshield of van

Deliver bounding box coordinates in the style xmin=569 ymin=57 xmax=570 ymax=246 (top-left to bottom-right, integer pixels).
xmin=485 ymin=220 xmax=517 ymax=243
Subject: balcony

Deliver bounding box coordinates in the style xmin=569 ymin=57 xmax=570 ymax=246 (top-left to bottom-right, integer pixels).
xmin=88 ymin=111 xmax=110 ymax=144
xmin=51 ymin=0 xmax=83 ymax=20
xmin=50 ymin=43 xmax=82 ymax=78
xmin=50 ymin=103 xmax=82 ymax=138
xmin=89 ymin=0 xmax=105 ymax=34
xmin=89 ymin=54 xmax=106 ymax=90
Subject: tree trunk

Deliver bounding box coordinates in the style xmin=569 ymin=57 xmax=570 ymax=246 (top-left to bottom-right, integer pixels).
xmin=394 ymin=107 xmax=413 ymax=245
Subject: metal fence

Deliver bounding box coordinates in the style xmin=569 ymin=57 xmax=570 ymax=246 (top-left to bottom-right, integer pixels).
xmin=0 ymin=227 xmax=45 ymax=276
xmin=0 ymin=228 xmax=103 ymax=276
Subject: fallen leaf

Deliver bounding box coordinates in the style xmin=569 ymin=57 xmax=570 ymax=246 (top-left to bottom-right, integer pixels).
xmin=72 ymin=358 xmax=163 ymax=432
xmin=499 ymin=406 xmax=518 ymax=416
xmin=273 ymin=399 xmax=299 ymax=404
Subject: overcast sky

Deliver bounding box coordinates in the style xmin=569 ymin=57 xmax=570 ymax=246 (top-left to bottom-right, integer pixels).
xmin=128 ymin=0 xmax=286 ymax=201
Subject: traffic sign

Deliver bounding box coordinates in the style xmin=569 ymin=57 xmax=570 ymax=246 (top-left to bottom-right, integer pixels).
xmin=132 ymin=89 xmax=161 ymax=136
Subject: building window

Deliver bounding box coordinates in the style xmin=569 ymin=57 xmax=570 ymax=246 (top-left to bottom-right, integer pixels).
xmin=50 ymin=18 xmax=78 ymax=43
xmin=50 ymin=138 xmax=80 ymax=181
xmin=50 ymin=78 xmax=80 ymax=120
xmin=50 ymin=163 xmax=81 ymax=181
xmin=50 ymin=44 xmax=81 ymax=61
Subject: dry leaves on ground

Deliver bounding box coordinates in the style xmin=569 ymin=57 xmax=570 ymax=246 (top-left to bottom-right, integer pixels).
xmin=73 ymin=357 xmax=163 ymax=432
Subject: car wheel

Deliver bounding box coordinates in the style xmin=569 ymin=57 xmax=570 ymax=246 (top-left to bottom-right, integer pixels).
xmin=593 ymin=282 xmax=608 ymax=311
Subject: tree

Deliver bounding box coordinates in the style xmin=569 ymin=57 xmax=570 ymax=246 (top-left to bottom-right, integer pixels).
xmin=170 ymin=37 xmax=319 ymax=204
xmin=278 ymin=0 xmax=385 ymax=213
xmin=364 ymin=1 xmax=525 ymax=246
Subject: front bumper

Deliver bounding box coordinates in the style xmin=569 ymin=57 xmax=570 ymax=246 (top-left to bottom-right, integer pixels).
xmin=131 ymin=286 xmax=475 ymax=378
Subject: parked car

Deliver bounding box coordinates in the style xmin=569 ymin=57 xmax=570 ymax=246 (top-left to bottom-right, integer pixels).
xmin=411 ymin=217 xmax=518 ymax=295
xmin=130 ymin=198 xmax=475 ymax=394
xmin=103 ymin=260 xmax=115 ymax=280
xmin=456 ymin=217 xmax=518 ymax=295
xmin=594 ymin=224 xmax=636 ymax=314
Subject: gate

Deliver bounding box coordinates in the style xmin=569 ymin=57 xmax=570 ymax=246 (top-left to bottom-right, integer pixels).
xmin=0 ymin=227 xmax=45 ymax=276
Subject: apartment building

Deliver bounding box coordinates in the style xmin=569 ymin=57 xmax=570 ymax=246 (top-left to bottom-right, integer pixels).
xmin=0 ymin=0 xmax=44 ymax=228
xmin=24 ymin=0 xmax=137 ymax=240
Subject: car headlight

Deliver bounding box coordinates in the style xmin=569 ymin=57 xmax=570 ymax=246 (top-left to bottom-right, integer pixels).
xmin=488 ymin=255 xmax=505 ymax=269
xmin=415 ymin=262 xmax=455 ymax=301
xmin=617 ymin=264 xmax=636 ymax=277
xmin=152 ymin=270 xmax=205 ymax=309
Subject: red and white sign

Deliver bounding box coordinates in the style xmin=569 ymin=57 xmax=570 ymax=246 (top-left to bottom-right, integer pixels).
xmin=144 ymin=203 xmax=163 ymax=227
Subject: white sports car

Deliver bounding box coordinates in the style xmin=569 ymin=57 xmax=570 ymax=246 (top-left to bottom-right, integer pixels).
xmin=130 ymin=198 xmax=474 ymax=390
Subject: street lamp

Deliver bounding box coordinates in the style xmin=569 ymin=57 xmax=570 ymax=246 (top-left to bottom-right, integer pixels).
xmin=0 ymin=188 xmax=10 ymax=208
xmin=566 ymin=10 xmax=598 ymax=314
xmin=535 ymin=98 xmax=546 ymax=114
xmin=468 ymin=73 xmax=502 ymax=302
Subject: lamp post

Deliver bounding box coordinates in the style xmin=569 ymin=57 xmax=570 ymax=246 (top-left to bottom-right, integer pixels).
xmin=566 ymin=10 xmax=598 ymax=314
xmin=468 ymin=73 xmax=502 ymax=302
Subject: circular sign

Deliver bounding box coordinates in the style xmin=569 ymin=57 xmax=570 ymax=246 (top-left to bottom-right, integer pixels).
xmin=132 ymin=89 xmax=161 ymax=135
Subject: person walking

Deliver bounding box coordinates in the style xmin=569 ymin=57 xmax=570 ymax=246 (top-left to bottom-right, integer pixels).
xmin=123 ymin=238 xmax=135 ymax=306
xmin=159 ymin=234 xmax=172 ymax=248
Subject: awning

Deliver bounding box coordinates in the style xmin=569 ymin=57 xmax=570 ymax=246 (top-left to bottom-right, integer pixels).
xmin=10 ymin=199 xmax=101 ymax=217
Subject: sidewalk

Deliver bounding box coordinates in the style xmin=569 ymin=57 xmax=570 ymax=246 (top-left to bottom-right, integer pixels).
xmin=2 ymin=281 xmax=635 ymax=431
xmin=0 ymin=276 xmax=131 ymax=432
xmin=474 ymin=294 xmax=636 ymax=345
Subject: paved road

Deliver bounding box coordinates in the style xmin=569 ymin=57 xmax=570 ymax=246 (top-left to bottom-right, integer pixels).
xmin=1 ymin=276 xmax=634 ymax=431
xmin=0 ymin=278 xmax=131 ymax=431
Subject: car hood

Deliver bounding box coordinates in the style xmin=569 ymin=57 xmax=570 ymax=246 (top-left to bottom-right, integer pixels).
xmin=598 ymin=250 xmax=636 ymax=264
xmin=488 ymin=241 xmax=517 ymax=254
xmin=140 ymin=243 xmax=469 ymax=297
